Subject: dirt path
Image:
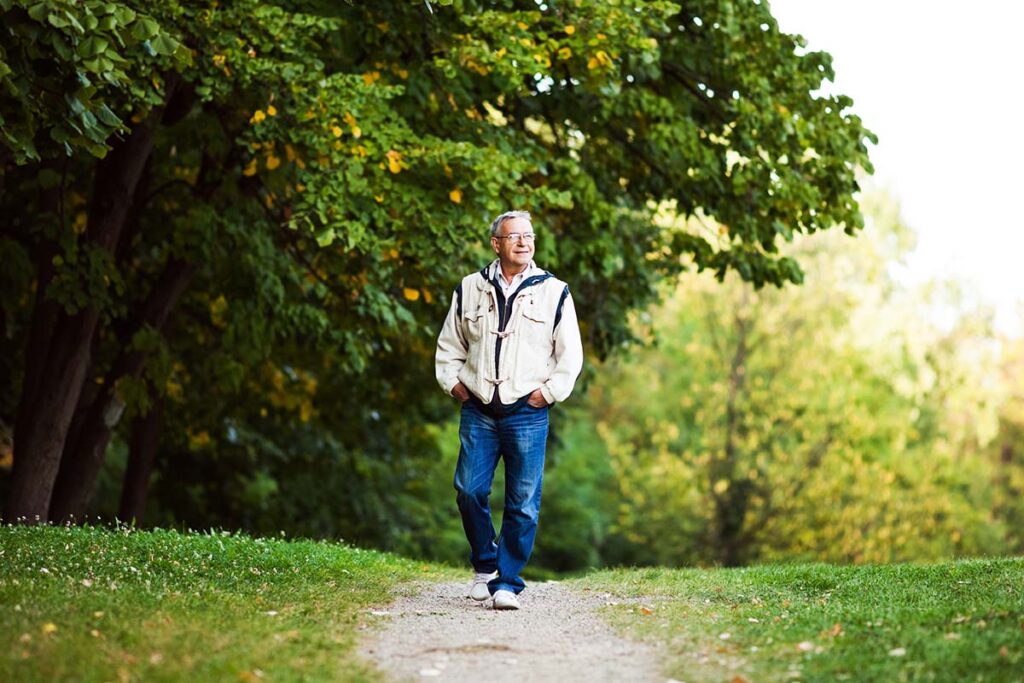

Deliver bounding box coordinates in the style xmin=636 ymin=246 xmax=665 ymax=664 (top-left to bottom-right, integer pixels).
xmin=358 ymin=580 xmax=666 ymax=682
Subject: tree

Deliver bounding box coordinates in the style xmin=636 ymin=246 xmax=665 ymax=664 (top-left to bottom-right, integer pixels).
xmin=578 ymin=191 xmax=1005 ymax=567
xmin=1 ymin=0 xmax=874 ymax=525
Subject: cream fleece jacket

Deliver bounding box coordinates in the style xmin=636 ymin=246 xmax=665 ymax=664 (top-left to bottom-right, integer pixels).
xmin=435 ymin=262 xmax=583 ymax=406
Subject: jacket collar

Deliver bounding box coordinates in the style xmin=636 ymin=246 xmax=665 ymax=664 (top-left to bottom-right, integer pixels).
xmin=475 ymin=259 xmax=547 ymax=290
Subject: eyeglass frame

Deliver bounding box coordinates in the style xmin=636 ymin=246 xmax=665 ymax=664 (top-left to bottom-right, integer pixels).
xmin=492 ymin=232 xmax=537 ymax=244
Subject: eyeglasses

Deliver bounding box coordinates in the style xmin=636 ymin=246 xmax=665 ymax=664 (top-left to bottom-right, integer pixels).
xmin=494 ymin=233 xmax=536 ymax=243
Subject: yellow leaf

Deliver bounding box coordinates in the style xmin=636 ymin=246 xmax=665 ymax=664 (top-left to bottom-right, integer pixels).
xmin=374 ymin=194 xmax=384 ymax=203
xmin=517 ymin=21 xmax=529 ymax=30
xmin=362 ymin=71 xmax=381 ymax=85
xmin=343 ymin=112 xmax=362 ymax=138
xmin=558 ymin=46 xmax=572 ymax=60
xmin=266 ymin=105 xmax=277 ymax=117
xmin=386 ymin=149 xmax=403 ymax=174
xmin=403 ymin=288 xmax=420 ymax=301
xmin=266 ymin=155 xmax=281 ymax=170
xmin=376 ymin=21 xmax=389 ymax=32
xmin=250 ymin=110 xmax=266 ymax=124
xmin=331 ymin=125 xmax=343 ymax=138
xmin=242 ymin=158 xmax=258 ymax=177
xmin=713 ymin=479 xmax=730 ymax=494
xmin=188 ymin=429 xmax=211 ymax=450
xmin=449 ymin=188 xmax=462 ymax=204
xmin=73 ymin=212 xmax=88 ymax=234
xmin=587 ymin=50 xmax=612 ymax=70
xmin=423 ymin=290 xmax=433 ymax=304
xmin=564 ymin=25 xmax=576 ymax=35
xmin=209 ymin=295 xmax=228 ymax=327
xmin=397 ymin=68 xmax=409 ymax=79
xmin=41 ymin=623 xmax=57 ymax=635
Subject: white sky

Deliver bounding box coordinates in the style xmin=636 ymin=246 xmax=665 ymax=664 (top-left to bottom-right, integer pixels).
xmin=769 ymin=0 xmax=1024 ymax=337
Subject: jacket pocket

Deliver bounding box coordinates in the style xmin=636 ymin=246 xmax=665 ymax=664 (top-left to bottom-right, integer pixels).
xmin=519 ymin=298 xmax=551 ymax=349
xmin=462 ymin=305 xmax=487 ymax=343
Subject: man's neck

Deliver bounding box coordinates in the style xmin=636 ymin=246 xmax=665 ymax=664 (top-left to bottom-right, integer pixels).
xmin=498 ymin=261 xmax=529 ymax=285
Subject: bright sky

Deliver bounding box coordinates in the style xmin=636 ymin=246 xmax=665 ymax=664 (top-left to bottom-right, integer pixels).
xmin=769 ymin=0 xmax=1024 ymax=337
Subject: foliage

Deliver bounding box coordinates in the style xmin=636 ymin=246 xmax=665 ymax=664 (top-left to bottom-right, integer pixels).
xmin=579 ymin=559 xmax=1024 ymax=682
xmin=1 ymin=0 xmax=876 ymax=536
xmin=563 ymin=191 xmax=1010 ymax=568
xmin=0 ymin=0 xmax=189 ymax=162
xmin=0 ymin=523 xmax=453 ymax=682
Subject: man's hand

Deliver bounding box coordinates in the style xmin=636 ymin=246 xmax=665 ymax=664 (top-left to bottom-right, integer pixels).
xmin=527 ymin=388 xmax=549 ymax=408
xmin=451 ymin=382 xmax=470 ymax=403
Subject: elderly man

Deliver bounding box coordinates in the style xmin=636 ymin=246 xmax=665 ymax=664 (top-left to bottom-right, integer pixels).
xmin=435 ymin=210 xmax=584 ymax=610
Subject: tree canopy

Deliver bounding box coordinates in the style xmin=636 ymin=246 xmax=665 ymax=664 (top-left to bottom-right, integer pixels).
xmin=1 ymin=1 xmax=875 ymax=531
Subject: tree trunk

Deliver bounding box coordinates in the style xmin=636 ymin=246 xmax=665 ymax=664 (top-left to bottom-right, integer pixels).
xmin=49 ymin=257 xmax=195 ymax=522
xmin=3 ymin=79 xmax=178 ymax=523
xmin=118 ymin=389 xmax=163 ymax=525
xmin=713 ymin=301 xmax=750 ymax=567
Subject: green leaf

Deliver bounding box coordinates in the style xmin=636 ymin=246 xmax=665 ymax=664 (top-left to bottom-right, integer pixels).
xmin=132 ymin=17 xmax=161 ymax=40
xmin=26 ymin=3 xmax=46 ymax=21
xmin=47 ymin=13 xmax=69 ymax=29
xmin=149 ymin=34 xmax=179 ymax=56
xmin=95 ymin=104 xmax=121 ymax=127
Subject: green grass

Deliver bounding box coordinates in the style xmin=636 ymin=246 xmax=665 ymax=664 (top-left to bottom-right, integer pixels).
xmin=0 ymin=523 xmax=457 ymax=682
xmin=576 ymin=559 xmax=1024 ymax=682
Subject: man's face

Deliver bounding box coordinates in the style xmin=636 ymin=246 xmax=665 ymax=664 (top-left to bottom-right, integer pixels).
xmin=491 ymin=216 xmax=535 ymax=269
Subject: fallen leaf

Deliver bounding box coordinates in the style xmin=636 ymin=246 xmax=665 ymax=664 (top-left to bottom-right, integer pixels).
xmin=999 ymin=646 xmax=1009 ymax=657
xmin=944 ymin=632 xmax=961 ymax=640
xmin=640 ymin=607 xmax=654 ymax=615
xmin=41 ymin=622 xmax=57 ymax=636
xmin=828 ymin=623 xmax=843 ymax=637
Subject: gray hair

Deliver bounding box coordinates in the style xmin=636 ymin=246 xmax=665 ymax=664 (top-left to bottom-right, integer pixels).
xmin=489 ymin=210 xmax=532 ymax=238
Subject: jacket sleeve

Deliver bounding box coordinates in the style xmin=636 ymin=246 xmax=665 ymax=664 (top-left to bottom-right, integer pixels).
xmin=435 ymin=286 xmax=468 ymax=395
xmin=539 ymin=290 xmax=584 ymax=404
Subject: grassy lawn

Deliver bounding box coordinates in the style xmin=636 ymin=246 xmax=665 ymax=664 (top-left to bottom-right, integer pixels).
xmin=577 ymin=559 xmax=1024 ymax=682
xmin=0 ymin=523 xmax=455 ymax=682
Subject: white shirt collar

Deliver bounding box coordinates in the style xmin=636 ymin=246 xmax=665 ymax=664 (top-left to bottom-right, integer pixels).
xmin=487 ymin=259 xmax=539 ymax=295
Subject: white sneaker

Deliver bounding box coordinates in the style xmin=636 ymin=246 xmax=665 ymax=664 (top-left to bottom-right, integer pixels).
xmin=492 ymin=589 xmax=520 ymax=610
xmin=469 ymin=571 xmax=498 ymax=601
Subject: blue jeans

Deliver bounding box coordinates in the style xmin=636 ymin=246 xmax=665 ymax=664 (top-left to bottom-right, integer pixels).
xmin=453 ymin=398 xmax=549 ymax=595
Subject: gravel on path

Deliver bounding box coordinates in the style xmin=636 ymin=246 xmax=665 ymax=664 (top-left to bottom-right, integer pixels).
xmin=358 ymin=579 xmax=666 ymax=683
